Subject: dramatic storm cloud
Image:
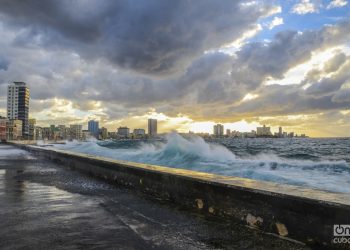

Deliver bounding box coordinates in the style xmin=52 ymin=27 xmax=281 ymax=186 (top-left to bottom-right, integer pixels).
xmin=0 ymin=0 xmax=275 ymax=75
xmin=0 ymin=0 xmax=349 ymax=136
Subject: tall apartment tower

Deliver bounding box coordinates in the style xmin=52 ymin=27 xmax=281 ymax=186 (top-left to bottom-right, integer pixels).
xmin=7 ymin=82 xmax=30 ymax=139
xmin=213 ymin=124 xmax=224 ymax=137
xmin=88 ymin=120 xmax=99 ymax=138
xmin=148 ymin=119 xmax=157 ymax=137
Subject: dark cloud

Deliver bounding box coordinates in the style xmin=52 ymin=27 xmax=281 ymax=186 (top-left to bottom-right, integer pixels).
xmin=0 ymin=0 xmax=102 ymax=42
xmin=323 ymin=52 xmax=347 ymax=73
xmin=231 ymin=21 xmax=350 ymax=87
xmin=0 ymin=0 xmax=275 ymax=75
xmin=332 ymin=88 xmax=350 ymax=103
xmin=304 ymin=58 xmax=350 ymax=97
xmin=235 ymin=30 xmax=317 ymax=79
xmin=232 ymin=84 xmax=350 ymax=118
xmin=0 ymin=56 xmax=9 ymax=71
xmin=0 ymin=0 xmax=350 ymax=133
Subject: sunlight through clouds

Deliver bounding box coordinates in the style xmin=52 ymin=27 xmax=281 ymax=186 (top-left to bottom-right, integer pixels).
xmin=264 ymin=46 xmax=349 ymax=86
xmin=0 ymin=1 xmax=350 ymax=137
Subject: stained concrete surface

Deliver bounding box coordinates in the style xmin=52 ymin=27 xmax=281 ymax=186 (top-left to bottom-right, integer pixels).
xmin=0 ymin=144 xmax=308 ymax=249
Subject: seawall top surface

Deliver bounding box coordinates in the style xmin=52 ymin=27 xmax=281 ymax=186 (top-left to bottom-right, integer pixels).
xmin=11 ymin=142 xmax=350 ymax=207
xmin=0 ymin=143 xmax=309 ymax=249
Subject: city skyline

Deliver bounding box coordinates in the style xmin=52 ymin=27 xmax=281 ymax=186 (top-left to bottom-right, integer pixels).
xmin=0 ymin=1 xmax=350 ymax=137
xmin=1 ymin=82 xmax=308 ymax=137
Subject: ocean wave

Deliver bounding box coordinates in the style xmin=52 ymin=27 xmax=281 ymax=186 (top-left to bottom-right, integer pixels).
xmin=0 ymin=146 xmax=33 ymax=160
xmin=53 ymin=133 xmax=350 ymax=193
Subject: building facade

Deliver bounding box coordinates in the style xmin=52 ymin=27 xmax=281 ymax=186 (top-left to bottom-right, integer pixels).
xmin=0 ymin=117 xmax=8 ymax=141
xmin=82 ymin=130 xmax=91 ymax=140
xmin=70 ymin=125 xmax=83 ymax=140
xmin=108 ymin=132 xmax=117 ymax=139
xmin=42 ymin=127 xmax=52 ymax=140
xmin=7 ymin=82 xmax=30 ymax=139
xmin=100 ymin=127 xmax=108 ymax=140
xmin=133 ymin=128 xmax=145 ymax=138
xmin=213 ymin=124 xmax=224 ymax=137
xmin=57 ymin=125 xmax=68 ymax=140
xmin=88 ymin=120 xmax=99 ymax=138
xmin=278 ymin=127 xmax=283 ymax=137
xmin=148 ymin=119 xmax=157 ymax=137
xmin=28 ymin=119 xmax=36 ymax=140
xmin=35 ymin=126 xmax=43 ymax=140
xmin=257 ymin=125 xmax=272 ymax=137
xmin=7 ymin=120 xmax=23 ymax=140
xmin=117 ymin=127 xmax=130 ymax=138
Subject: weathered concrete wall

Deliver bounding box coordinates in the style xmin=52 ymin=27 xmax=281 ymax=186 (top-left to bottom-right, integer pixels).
xmin=10 ymin=143 xmax=350 ymax=248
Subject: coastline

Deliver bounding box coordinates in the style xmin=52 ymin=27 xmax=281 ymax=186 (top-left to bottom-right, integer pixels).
xmin=8 ymin=141 xmax=350 ymax=248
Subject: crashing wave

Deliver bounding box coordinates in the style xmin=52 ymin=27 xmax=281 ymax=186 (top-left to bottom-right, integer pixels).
xmin=53 ymin=132 xmax=350 ymax=193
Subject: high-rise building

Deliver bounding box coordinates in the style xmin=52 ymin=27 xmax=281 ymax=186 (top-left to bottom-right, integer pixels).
xmin=213 ymin=124 xmax=224 ymax=137
xmin=226 ymin=129 xmax=231 ymax=136
xmin=88 ymin=120 xmax=99 ymax=138
xmin=148 ymin=119 xmax=157 ymax=137
xmin=7 ymin=82 xmax=30 ymax=139
xmin=278 ymin=127 xmax=283 ymax=137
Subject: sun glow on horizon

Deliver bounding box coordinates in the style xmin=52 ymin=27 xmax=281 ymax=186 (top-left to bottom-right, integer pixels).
xmin=188 ymin=120 xmax=261 ymax=134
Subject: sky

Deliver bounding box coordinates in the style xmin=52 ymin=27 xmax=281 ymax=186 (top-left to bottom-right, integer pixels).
xmin=0 ymin=0 xmax=349 ymax=137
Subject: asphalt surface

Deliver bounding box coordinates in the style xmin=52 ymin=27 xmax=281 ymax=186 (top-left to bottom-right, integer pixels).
xmin=0 ymin=144 xmax=309 ymax=250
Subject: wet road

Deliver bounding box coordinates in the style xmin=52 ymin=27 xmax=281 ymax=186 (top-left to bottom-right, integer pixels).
xmin=0 ymin=144 xmax=308 ymax=249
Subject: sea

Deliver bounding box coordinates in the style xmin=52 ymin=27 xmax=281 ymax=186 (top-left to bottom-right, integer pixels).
xmin=53 ymin=133 xmax=350 ymax=194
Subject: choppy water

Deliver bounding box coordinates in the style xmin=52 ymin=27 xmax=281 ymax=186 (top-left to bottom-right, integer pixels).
xmin=54 ymin=133 xmax=350 ymax=193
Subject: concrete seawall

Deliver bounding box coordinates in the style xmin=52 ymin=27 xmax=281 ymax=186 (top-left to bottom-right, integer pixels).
xmin=10 ymin=143 xmax=350 ymax=248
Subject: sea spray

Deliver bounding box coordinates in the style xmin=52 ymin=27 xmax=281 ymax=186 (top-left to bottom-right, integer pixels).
xmin=0 ymin=147 xmax=33 ymax=159
xmin=54 ymin=133 xmax=350 ymax=193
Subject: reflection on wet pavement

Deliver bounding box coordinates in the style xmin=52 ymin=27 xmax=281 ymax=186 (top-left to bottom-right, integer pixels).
xmin=0 ymin=144 xmax=308 ymax=249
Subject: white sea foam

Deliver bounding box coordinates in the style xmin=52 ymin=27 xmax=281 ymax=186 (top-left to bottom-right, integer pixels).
xmin=53 ymin=133 xmax=350 ymax=193
xmin=0 ymin=145 xmax=32 ymax=159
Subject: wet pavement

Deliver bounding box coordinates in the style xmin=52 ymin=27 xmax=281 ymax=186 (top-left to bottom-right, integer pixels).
xmin=0 ymin=144 xmax=308 ymax=250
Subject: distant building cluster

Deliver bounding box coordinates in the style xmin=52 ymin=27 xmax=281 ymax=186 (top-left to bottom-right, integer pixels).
xmin=34 ymin=124 xmax=85 ymax=141
xmin=0 ymin=82 xmax=160 ymax=142
xmin=111 ymin=118 xmax=157 ymax=139
xmin=28 ymin=119 xmax=157 ymax=141
xmin=208 ymin=124 xmax=307 ymax=138
xmin=0 ymin=81 xmax=307 ymax=142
